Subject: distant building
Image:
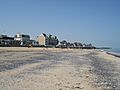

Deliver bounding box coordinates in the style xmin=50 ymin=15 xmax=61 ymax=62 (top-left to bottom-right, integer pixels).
xmin=0 ymin=34 xmax=20 ymax=46
xmin=14 ymin=33 xmax=30 ymax=46
xmin=58 ymin=40 xmax=68 ymax=48
xmin=37 ymin=33 xmax=59 ymax=47
xmin=73 ymin=42 xmax=83 ymax=48
xmin=58 ymin=40 xmax=83 ymax=48
xmin=29 ymin=40 xmax=39 ymax=46
xmin=14 ymin=33 xmax=38 ymax=46
xmin=82 ymin=43 xmax=95 ymax=49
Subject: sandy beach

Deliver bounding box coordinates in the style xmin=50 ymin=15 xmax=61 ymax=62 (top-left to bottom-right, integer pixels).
xmin=0 ymin=47 xmax=120 ymax=90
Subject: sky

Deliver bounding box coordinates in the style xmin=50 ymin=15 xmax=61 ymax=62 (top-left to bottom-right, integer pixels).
xmin=0 ymin=0 xmax=120 ymax=48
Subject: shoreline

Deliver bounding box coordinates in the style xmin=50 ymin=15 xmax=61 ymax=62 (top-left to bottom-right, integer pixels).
xmin=106 ymin=52 xmax=120 ymax=58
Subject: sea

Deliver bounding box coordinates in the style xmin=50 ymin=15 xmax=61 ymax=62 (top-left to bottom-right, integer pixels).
xmin=105 ymin=48 xmax=120 ymax=57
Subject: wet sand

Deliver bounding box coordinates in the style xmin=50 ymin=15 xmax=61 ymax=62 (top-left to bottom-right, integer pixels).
xmin=0 ymin=47 xmax=120 ymax=90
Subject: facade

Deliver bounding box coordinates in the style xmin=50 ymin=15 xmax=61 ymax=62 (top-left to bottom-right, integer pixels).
xmin=0 ymin=34 xmax=20 ymax=46
xmin=37 ymin=33 xmax=59 ymax=47
xmin=0 ymin=33 xmax=95 ymax=48
xmin=14 ymin=33 xmax=30 ymax=46
xmin=73 ymin=42 xmax=83 ymax=48
xmin=14 ymin=33 xmax=38 ymax=46
xmin=37 ymin=33 xmax=46 ymax=46
xmin=28 ymin=40 xmax=39 ymax=46
xmin=58 ymin=40 xmax=83 ymax=48
xmin=82 ymin=43 xmax=95 ymax=49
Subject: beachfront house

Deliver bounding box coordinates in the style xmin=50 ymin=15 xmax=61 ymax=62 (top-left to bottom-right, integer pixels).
xmin=58 ymin=40 xmax=68 ymax=48
xmin=14 ymin=33 xmax=38 ymax=46
xmin=73 ymin=42 xmax=83 ymax=48
xmin=14 ymin=33 xmax=30 ymax=46
xmin=37 ymin=33 xmax=59 ymax=47
xmin=58 ymin=40 xmax=83 ymax=48
xmin=82 ymin=43 xmax=95 ymax=49
xmin=0 ymin=34 xmax=20 ymax=46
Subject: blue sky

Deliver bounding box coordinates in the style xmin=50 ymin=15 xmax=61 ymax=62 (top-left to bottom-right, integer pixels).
xmin=0 ymin=0 xmax=120 ymax=48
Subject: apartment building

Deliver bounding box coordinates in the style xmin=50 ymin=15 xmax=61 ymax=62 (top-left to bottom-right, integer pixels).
xmin=14 ymin=33 xmax=38 ymax=46
xmin=0 ymin=34 xmax=20 ymax=46
xmin=37 ymin=33 xmax=59 ymax=47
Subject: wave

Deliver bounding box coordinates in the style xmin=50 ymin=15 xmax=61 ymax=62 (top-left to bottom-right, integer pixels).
xmin=102 ymin=48 xmax=120 ymax=58
xmin=106 ymin=52 xmax=120 ymax=58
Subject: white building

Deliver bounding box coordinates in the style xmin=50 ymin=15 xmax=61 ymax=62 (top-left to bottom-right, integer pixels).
xmin=14 ymin=33 xmax=38 ymax=46
xmin=14 ymin=33 xmax=30 ymax=46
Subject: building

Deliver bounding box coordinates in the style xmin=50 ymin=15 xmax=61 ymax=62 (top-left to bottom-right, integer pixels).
xmin=73 ymin=42 xmax=83 ymax=48
xmin=28 ymin=40 xmax=39 ymax=46
xmin=37 ymin=33 xmax=59 ymax=47
xmin=0 ymin=34 xmax=20 ymax=46
xmin=14 ymin=33 xmax=30 ymax=46
xmin=58 ymin=40 xmax=68 ymax=48
xmin=14 ymin=33 xmax=38 ymax=46
xmin=58 ymin=40 xmax=83 ymax=48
